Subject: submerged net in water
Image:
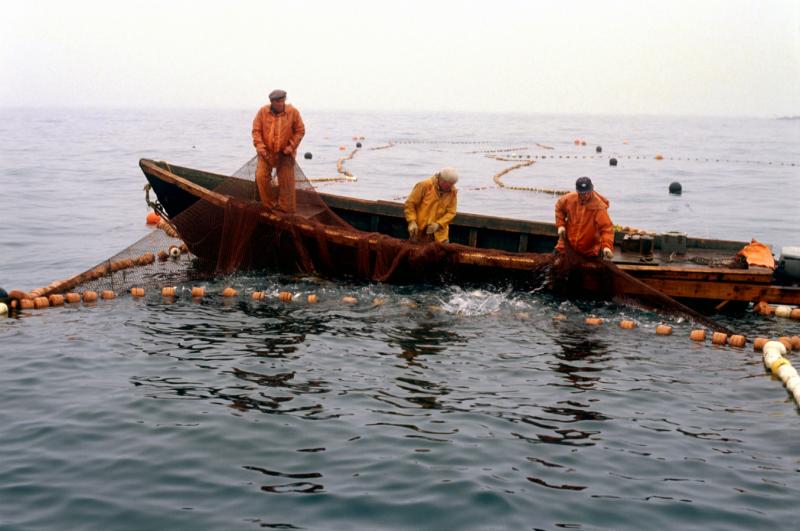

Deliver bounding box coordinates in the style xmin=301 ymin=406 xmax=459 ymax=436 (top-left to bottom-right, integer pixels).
xmin=21 ymin=155 xmax=729 ymax=333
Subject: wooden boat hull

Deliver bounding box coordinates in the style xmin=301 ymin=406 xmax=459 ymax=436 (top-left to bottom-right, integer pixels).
xmin=140 ymin=159 xmax=800 ymax=308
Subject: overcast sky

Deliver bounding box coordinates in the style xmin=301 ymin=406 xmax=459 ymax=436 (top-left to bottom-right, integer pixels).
xmin=2 ymin=0 xmax=798 ymax=116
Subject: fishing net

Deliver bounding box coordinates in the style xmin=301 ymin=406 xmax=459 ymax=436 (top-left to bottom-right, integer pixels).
xmin=19 ymin=155 xmax=729 ymax=332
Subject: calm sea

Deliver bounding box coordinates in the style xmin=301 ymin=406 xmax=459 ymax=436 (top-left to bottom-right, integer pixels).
xmin=0 ymin=108 xmax=799 ymax=530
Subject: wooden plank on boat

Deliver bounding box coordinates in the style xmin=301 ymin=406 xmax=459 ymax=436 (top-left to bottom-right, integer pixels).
xmin=639 ymin=278 xmax=800 ymax=304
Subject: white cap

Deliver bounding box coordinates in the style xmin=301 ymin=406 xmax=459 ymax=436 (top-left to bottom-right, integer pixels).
xmin=437 ymin=167 xmax=459 ymax=184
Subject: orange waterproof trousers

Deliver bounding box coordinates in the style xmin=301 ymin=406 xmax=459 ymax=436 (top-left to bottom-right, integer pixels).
xmin=255 ymin=154 xmax=296 ymax=213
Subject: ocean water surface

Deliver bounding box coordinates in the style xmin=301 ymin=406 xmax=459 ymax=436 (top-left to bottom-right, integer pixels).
xmin=0 ymin=108 xmax=799 ymax=530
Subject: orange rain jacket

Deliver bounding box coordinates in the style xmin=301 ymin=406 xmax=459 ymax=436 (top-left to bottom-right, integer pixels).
xmin=251 ymin=104 xmax=305 ymax=158
xmin=555 ymin=191 xmax=614 ymax=256
xmin=404 ymin=176 xmax=458 ymax=243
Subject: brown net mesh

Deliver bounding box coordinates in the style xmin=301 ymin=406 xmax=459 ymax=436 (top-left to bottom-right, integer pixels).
xmin=20 ymin=155 xmax=728 ymax=333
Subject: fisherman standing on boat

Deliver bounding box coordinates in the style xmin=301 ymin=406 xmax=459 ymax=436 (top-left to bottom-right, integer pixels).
xmin=555 ymin=177 xmax=614 ymax=259
xmin=252 ymin=89 xmax=305 ymax=213
xmin=404 ymin=168 xmax=459 ymax=243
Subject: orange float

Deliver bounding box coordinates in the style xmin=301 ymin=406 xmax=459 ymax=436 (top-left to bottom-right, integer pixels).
xmin=48 ymin=294 xmax=65 ymax=306
xmin=131 ymin=287 xmax=145 ymax=297
xmin=157 ymin=250 xmax=169 ymax=261
xmin=146 ymin=211 xmax=161 ymax=225
xmin=655 ymin=324 xmax=672 ymax=335
xmin=251 ymin=291 xmax=266 ymax=301
xmin=65 ymin=293 xmax=81 ymax=303
xmin=101 ymin=290 xmax=115 ymax=300
xmin=790 ymin=336 xmax=800 ymax=351
xmin=552 ymin=314 xmax=567 ymax=321
xmin=711 ymin=332 xmax=727 ymax=345
xmin=619 ymin=319 xmax=636 ymax=329
xmin=753 ymin=301 xmax=773 ymax=315
xmin=790 ymin=308 xmax=800 ymax=320
xmin=191 ymin=287 xmax=205 ymax=298
xmin=342 ymin=296 xmax=357 ymax=305
xmin=752 ymin=337 xmax=768 ymax=351
xmin=585 ymin=317 xmax=603 ymax=326
xmin=307 ymin=294 xmax=318 ymax=304
xmin=19 ymin=299 xmax=35 ymax=310
xmin=222 ymin=287 xmax=237 ymax=298
xmin=655 ymin=154 xmax=664 ymax=160
xmin=82 ymin=291 xmax=98 ymax=303
xmin=33 ymin=297 xmax=49 ymax=309
xmin=161 ymin=287 xmax=176 ymax=298
xmin=278 ymin=291 xmax=293 ymax=302
xmin=778 ymin=337 xmax=793 ymax=351
xmin=689 ymin=329 xmax=706 ymax=341
xmin=728 ymin=335 xmax=746 ymax=348
xmin=137 ymin=252 xmax=155 ymax=266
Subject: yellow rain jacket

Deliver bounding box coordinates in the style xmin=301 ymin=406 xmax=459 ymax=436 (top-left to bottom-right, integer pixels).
xmin=404 ymin=176 xmax=458 ymax=243
xmin=252 ymin=104 xmax=305 ymax=158
xmin=555 ymin=191 xmax=614 ymax=256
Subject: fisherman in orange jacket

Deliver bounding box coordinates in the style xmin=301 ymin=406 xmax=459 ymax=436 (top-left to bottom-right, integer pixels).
xmin=555 ymin=177 xmax=615 ymax=259
xmin=404 ymin=168 xmax=459 ymax=243
xmin=252 ymin=89 xmax=305 ymax=213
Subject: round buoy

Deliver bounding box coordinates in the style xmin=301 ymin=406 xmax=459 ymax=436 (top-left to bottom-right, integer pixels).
xmin=0 ymin=287 xmax=9 ymax=303
xmin=585 ymin=317 xmax=603 ymax=326
xmin=146 ymin=211 xmax=161 ymax=225
xmin=304 ymin=152 xmax=312 ymax=160
xmin=753 ymin=337 xmax=768 ymax=351
xmin=790 ymin=336 xmax=800 ymax=351
xmin=775 ymin=305 xmax=792 ymax=318
xmin=609 ymin=158 xmax=618 ymax=166
xmin=83 ymin=291 xmax=98 ymax=303
xmin=157 ymin=250 xmax=169 ymax=261
xmin=339 ymin=146 xmax=346 ymax=151
xmin=223 ymin=287 xmax=237 ymax=298
xmin=668 ymin=182 xmax=682 ymax=195
xmin=573 ymin=139 xmax=581 ymax=145
xmin=778 ymin=336 xmax=793 ymax=351
xmin=356 ymin=142 xmax=362 ymax=148
xmin=278 ymin=291 xmax=293 ymax=302
xmin=19 ymin=299 xmax=34 ymax=310
xmin=169 ymin=245 xmax=181 ymax=259
xmin=619 ymin=319 xmax=636 ymax=329
xmin=656 ymin=324 xmax=673 ymax=335
xmin=0 ymin=302 xmax=7 ymax=315
xmin=65 ymin=293 xmax=81 ymax=304
xmin=101 ymin=290 xmax=116 ymax=300
xmin=48 ymin=294 xmax=65 ymax=306
xmin=307 ymin=294 xmax=318 ymax=304
xmin=251 ymin=291 xmax=265 ymax=300
xmin=728 ymin=335 xmax=746 ymax=348
xmin=711 ymin=332 xmax=727 ymax=345
xmin=753 ymin=301 xmax=773 ymax=315
xmin=690 ymin=329 xmax=706 ymax=341
xmin=655 ymin=154 xmax=664 ymax=160
xmin=191 ymin=287 xmax=205 ymax=298
xmin=595 ymin=146 xmax=602 ymax=153
xmin=342 ymin=296 xmax=357 ymax=305
xmin=131 ymin=287 xmax=145 ymax=297
xmin=791 ymin=308 xmax=800 ymax=320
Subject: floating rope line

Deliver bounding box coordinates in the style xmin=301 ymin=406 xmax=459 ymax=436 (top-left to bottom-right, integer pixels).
xmin=467 ymin=147 xmax=529 ymax=154
xmin=367 ymin=142 xmax=396 ymax=151
xmin=491 ymin=160 xmax=570 ymax=195
xmin=333 ymin=147 xmax=359 ymax=181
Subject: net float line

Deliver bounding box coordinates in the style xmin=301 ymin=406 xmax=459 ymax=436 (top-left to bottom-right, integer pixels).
xmin=468 ymin=147 xmax=529 ymax=154
xmin=367 ymin=142 xmax=396 ymax=151
xmin=491 ymin=160 xmax=570 ymax=196
xmin=762 ymin=341 xmax=800 ymax=405
xmin=335 ymin=147 xmax=359 ymax=181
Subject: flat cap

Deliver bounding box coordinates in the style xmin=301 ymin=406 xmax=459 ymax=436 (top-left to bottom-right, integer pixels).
xmin=269 ymin=89 xmax=287 ymax=101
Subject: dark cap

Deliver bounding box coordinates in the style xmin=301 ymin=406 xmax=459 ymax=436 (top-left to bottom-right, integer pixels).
xmin=575 ymin=176 xmax=593 ymax=192
xmin=269 ymin=89 xmax=287 ymax=101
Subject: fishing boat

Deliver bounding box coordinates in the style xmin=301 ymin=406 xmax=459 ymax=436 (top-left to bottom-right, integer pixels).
xmin=140 ymin=159 xmax=800 ymax=310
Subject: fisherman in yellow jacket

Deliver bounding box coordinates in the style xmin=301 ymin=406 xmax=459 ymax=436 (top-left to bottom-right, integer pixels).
xmin=404 ymin=168 xmax=459 ymax=243
xmin=252 ymin=89 xmax=305 ymax=213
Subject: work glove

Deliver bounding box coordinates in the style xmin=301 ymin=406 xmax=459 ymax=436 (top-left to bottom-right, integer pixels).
xmin=602 ymin=247 xmax=614 ymax=260
xmin=407 ymin=221 xmax=418 ymax=238
xmin=425 ymin=223 xmax=441 ymax=235
xmin=557 ymin=226 xmax=566 ymax=238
